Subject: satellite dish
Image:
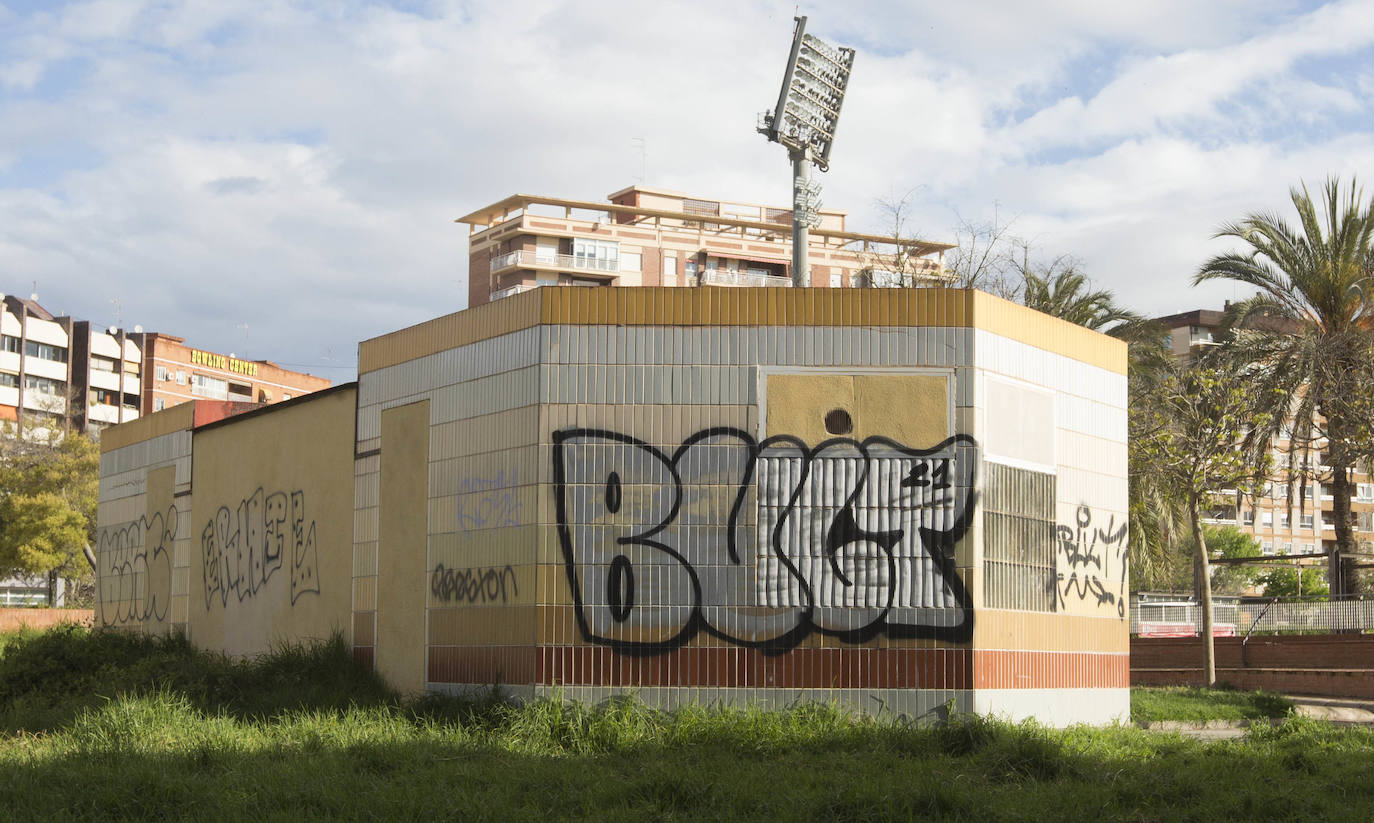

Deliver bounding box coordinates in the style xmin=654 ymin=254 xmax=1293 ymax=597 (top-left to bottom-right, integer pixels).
xmin=108 ymin=326 xmax=118 ymax=335
xmin=133 ymin=325 xmax=143 ymax=333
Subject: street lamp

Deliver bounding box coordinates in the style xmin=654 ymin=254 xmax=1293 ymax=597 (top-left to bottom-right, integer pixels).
xmin=758 ymin=16 xmax=856 ymax=287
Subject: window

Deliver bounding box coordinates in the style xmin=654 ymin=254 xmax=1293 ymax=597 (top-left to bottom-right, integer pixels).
xmin=1359 ymin=483 xmax=1374 ymax=502
xmin=153 ymin=398 xmax=165 ymax=411
xmin=91 ymin=356 xmax=117 ymax=373
xmin=1261 ymin=510 xmax=1273 ymax=527
xmin=1301 ymin=513 xmax=1314 ymax=530
xmin=1279 ymin=511 xmax=1290 ymax=529
xmin=1282 ymin=542 xmax=1294 ymax=554
xmin=155 ymin=365 xmax=169 ymax=381
xmin=23 ymin=375 xmax=63 ymax=394
xmin=93 ymin=388 xmax=118 ymax=406
xmin=829 ymin=273 xmax=841 ymax=288
xmin=685 ymin=259 xmax=698 ymax=277
xmin=176 ymin=370 xmax=186 ymax=385
xmin=572 ymin=238 xmax=618 ymax=272
xmin=0 ymin=335 xmax=18 ymax=353
xmin=227 ymin=382 xmax=252 ymax=401
xmin=23 ymin=340 xmax=67 ymax=362
xmin=190 ymin=373 xmax=228 ymax=399
xmin=1242 ymin=509 xmax=1255 ymax=525
xmin=1262 ymin=540 xmax=1274 ymax=555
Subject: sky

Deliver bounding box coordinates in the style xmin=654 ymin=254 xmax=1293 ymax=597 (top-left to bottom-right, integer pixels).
xmin=2 ymin=0 xmax=1373 ymax=381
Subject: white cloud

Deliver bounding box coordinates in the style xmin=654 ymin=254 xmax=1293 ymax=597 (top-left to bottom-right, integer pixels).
xmin=0 ymin=0 xmax=1372 ymax=376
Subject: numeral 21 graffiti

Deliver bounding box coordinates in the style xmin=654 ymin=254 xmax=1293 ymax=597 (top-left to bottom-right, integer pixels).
xmin=553 ymin=428 xmax=978 ymax=655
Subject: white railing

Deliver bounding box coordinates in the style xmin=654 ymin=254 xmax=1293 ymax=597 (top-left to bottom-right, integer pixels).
xmin=1132 ymin=592 xmax=1374 ymax=636
xmin=699 ymin=269 xmax=792 ymax=288
xmin=490 ymin=250 xmax=618 ymax=274
xmin=490 ymin=284 xmax=536 ymax=301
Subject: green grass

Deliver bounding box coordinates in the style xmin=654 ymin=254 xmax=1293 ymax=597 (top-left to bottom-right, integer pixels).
xmin=1131 ymin=686 xmax=1296 ymax=724
xmin=1 ymin=627 xmax=1372 ymax=821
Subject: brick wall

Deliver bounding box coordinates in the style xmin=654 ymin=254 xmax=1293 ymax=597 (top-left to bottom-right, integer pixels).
xmin=0 ymin=608 xmax=93 ymax=633
xmin=1132 ymin=634 xmax=1374 ymax=697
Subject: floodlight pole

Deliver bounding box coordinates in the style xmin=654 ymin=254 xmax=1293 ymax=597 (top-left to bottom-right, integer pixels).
xmin=791 ymin=147 xmax=811 ymax=288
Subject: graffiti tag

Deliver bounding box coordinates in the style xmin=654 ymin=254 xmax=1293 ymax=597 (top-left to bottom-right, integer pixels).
xmin=201 ymin=488 xmax=320 ymax=609
xmin=430 ymin=564 xmax=518 ymax=604
xmin=1055 ymin=504 xmax=1128 ymax=618
xmin=553 ymin=428 xmax=978 ymax=655
xmin=96 ymin=507 xmax=176 ymax=626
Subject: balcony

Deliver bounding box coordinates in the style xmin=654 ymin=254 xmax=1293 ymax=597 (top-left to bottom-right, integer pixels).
xmin=489 ymin=250 xmax=618 ymax=277
xmin=491 ymin=283 xmax=537 ymax=301
xmin=699 ymin=269 xmax=792 ymax=288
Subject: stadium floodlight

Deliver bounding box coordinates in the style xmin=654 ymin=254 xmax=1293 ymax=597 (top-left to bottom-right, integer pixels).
xmin=757 ymin=16 xmax=856 ymax=286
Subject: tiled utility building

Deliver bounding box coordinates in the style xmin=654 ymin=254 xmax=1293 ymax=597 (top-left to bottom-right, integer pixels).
xmin=97 ymin=287 xmax=1128 ymax=725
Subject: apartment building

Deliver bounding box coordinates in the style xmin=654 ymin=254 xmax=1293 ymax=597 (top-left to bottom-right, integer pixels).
xmin=1154 ymin=308 xmax=1374 ymax=561
xmin=133 ymin=332 xmax=331 ymax=413
xmin=0 ymin=293 xmax=331 ymax=438
xmin=458 ymin=185 xmax=954 ymax=307
xmin=0 ymin=295 xmax=144 ymax=439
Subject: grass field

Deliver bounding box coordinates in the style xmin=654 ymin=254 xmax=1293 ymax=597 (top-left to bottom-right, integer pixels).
xmin=1130 ymin=685 xmax=1295 ymax=723
xmin=1 ymin=626 xmax=1371 ymax=821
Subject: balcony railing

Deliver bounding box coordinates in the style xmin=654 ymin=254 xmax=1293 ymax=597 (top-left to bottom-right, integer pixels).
xmin=699 ymin=269 xmax=792 ymax=288
xmin=490 ymin=283 xmax=537 ymax=301
xmin=490 ymin=250 xmax=619 ymax=275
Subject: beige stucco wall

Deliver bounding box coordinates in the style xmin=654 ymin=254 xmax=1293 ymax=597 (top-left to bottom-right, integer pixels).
xmin=374 ymin=400 xmax=430 ymax=695
xmin=188 ymin=387 xmax=356 ymax=657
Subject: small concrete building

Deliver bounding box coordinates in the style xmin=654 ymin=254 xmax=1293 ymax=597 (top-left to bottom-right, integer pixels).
xmin=97 ymin=288 xmax=1128 ymax=725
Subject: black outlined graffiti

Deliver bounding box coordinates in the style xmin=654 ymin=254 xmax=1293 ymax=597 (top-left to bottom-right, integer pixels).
xmin=553 ymin=428 xmax=978 ymax=655
xmin=430 ymin=564 xmax=518 ymax=604
xmin=1055 ymin=504 xmax=1129 ymax=618
xmin=456 ymin=469 xmax=522 ymax=532
xmin=201 ymin=488 xmax=320 ymax=609
xmin=97 ymin=507 xmax=176 ymax=626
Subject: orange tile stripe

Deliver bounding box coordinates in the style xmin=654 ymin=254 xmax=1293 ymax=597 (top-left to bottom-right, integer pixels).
xmin=426 ymin=646 xmax=1128 ymax=690
xmin=523 ymin=646 xmax=976 ymax=690
xmin=974 ymin=650 xmax=1129 ymax=689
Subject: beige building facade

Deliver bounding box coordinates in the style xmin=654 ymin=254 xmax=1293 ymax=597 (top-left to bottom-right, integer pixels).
xmin=459 ymin=186 xmax=954 ymax=307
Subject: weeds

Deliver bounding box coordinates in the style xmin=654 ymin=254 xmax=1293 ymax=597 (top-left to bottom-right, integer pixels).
xmin=1131 ymin=685 xmax=1295 ymax=723
xmin=1 ymin=626 xmax=1372 ymax=820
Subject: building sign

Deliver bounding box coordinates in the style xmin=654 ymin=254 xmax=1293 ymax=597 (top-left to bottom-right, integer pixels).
xmin=190 ymin=350 xmax=259 ymax=377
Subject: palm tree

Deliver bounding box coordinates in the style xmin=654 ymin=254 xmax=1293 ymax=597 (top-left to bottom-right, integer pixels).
xmin=1015 ymin=263 xmax=1188 ymax=592
xmin=1195 ymin=178 xmax=1374 ymax=595
xmin=1020 ymin=264 xmax=1139 ymax=332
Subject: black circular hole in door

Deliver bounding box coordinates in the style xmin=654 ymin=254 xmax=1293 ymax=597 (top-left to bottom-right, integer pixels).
xmin=824 ymin=408 xmax=853 ymax=435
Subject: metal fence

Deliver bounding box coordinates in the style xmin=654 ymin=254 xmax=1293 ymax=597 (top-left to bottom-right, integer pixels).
xmin=1132 ymin=592 xmax=1374 ymax=637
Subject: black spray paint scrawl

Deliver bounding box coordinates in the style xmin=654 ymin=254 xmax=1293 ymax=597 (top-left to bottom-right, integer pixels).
xmin=200 ymin=488 xmax=320 ymax=609
xmin=553 ymin=428 xmax=979 ymax=655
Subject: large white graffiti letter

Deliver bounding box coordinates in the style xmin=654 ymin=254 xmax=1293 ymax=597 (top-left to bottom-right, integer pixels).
xmin=553 ymin=430 xmax=696 ymax=651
